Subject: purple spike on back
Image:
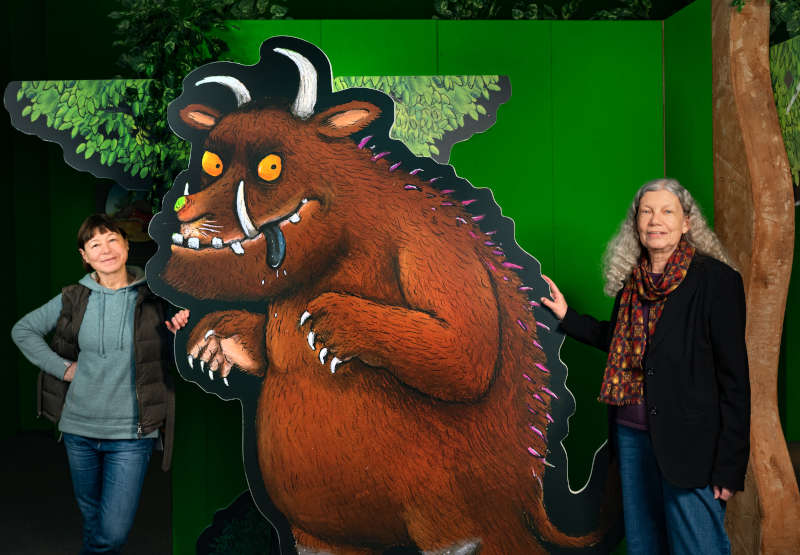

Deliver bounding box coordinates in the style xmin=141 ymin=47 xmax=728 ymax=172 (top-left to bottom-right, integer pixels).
xmin=516 ymin=319 xmax=528 ymax=331
xmin=389 ymin=162 xmax=402 ymax=172
xmin=372 ymin=151 xmax=390 ymax=161
xmin=502 ymin=262 xmax=523 ymax=270
xmin=541 ymin=386 xmax=559 ymax=399
xmin=357 ymin=135 xmax=372 ymax=149
xmin=462 ymin=199 xmax=477 ymax=206
xmin=536 ymin=321 xmax=551 ymax=331
xmin=471 ymin=215 xmax=485 ymax=222
xmin=534 ymin=363 xmax=549 ymax=374
xmin=409 ymin=168 xmax=423 ymax=175
xmin=404 ymin=184 xmax=419 ymax=190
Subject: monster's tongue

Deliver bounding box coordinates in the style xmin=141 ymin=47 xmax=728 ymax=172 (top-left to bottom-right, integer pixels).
xmin=262 ymin=224 xmax=286 ymax=268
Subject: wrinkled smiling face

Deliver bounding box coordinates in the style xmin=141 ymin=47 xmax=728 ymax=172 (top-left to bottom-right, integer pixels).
xmin=160 ymin=102 xmax=381 ymax=302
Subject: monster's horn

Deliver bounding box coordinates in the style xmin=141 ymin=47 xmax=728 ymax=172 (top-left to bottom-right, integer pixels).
xmin=195 ymin=76 xmax=252 ymax=107
xmin=273 ymin=47 xmax=317 ymax=119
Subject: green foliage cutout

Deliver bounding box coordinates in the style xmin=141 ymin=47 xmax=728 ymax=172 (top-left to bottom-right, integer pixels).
xmin=771 ymin=36 xmax=800 ymax=188
xmin=334 ymin=75 xmax=503 ymax=159
xmin=16 ymin=79 xmax=187 ymax=184
xmin=12 ymin=74 xmax=506 ymax=204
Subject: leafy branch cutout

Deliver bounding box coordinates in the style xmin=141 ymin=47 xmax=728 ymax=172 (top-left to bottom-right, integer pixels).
xmin=12 ymin=75 xmax=506 ymax=201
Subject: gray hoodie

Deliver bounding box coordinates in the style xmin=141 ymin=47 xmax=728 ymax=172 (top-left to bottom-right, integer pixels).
xmin=12 ymin=267 xmax=157 ymax=439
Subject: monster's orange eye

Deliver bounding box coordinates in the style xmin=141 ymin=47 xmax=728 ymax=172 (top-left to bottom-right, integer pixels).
xmin=257 ymin=154 xmax=282 ymax=182
xmin=202 ymin=151 xmax=223 ymax=177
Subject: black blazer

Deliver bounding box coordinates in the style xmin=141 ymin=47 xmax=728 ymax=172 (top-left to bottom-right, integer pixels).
xmin=560 ymin=254 xmax=750 ymax=491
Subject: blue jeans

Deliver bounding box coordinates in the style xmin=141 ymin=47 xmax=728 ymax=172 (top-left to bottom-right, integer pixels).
xmin=615 ymin=424 xmax=730 ymax=555
xmin=63 ymin=433 xmax=155 ymax=554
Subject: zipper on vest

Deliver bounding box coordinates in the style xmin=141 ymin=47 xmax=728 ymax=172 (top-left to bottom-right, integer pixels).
xmin=137 ymin=422 xmax=142 ymax=439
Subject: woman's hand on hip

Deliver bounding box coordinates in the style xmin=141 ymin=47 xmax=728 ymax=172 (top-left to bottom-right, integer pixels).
xmin=540 ymin=275 xmax=568 ymax=320
xmin=713 ymin=486 xmax=734 ymax=501
xmin=63 ymin=362 xmax=77 ymax=382
xmin=166 ymin=309 xmax=190 ymax=335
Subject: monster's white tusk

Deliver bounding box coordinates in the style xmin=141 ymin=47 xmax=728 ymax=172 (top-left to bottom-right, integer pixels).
xmin=236 ymin=181 xmax=259 ymax=238
xmin=273 ymin=48 xmax=317 ymax=119
xmin=195 ymin=76 xmax=252 ymax=106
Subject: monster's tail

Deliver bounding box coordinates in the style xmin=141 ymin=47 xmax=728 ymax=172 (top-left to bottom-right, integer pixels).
xmin=526 ymin=456 xmax=622 ymax=551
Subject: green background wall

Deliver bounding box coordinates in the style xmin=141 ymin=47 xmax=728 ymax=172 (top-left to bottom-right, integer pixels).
xmin=6 ymin=1 xmax=795 ymax=554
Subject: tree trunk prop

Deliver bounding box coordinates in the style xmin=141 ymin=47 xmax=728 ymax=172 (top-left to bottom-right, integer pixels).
xmin=712 ymin=0 xmax=800 ymax=552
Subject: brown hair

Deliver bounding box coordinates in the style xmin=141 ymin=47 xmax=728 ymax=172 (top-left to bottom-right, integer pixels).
xmin=77 ymin=214 xmax=128 ymax=271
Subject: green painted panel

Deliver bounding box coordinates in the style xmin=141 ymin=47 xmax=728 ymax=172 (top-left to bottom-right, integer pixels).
xmin=551 ymin=20 xmax=665 ymax=486
xmin=438 ymin=21 xmax=555 ymax=274
xmin=321 ymin=20 xmax=437 ymax=75
xmin=213 ymin=20 xmax=322 ymax=65
xmin=665 ymin=0 xmax=713 ymax=223
xmin=783 ymin=220 xmax=800 ymax=441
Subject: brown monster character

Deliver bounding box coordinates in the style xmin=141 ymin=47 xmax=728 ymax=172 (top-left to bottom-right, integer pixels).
xmin=152 ymin=40 xmax=616 ymax=554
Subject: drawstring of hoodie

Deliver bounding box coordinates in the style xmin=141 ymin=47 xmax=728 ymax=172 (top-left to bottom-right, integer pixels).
xmin=96 ymin=285 xmax=134 ymax=355
xmin=98 ymin=292 xmax=106 ymax=356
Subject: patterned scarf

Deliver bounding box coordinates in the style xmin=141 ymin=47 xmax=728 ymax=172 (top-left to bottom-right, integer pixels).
xmin=598 ymin=238 xmax=695 ymax=405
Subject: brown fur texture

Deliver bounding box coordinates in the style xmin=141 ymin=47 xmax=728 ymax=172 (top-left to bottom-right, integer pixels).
xmin=162 ymin=100 xmax=605 ymax=553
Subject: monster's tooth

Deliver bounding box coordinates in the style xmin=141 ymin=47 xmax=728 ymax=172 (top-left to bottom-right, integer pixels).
xmin=172 ymin=233 xmax=184 ymax=245
xmin=200 ymin=360 xmax=206 ymax=371
xmin=187 ymin=237 xmax=200 ymax=249
xmin=236 ymin=180 xmax=259 ymax=238
xmin=299 ymin=311 xmax=311 ymax=326
xmin=223 ymin=377 xmax=229 ymax=387
xmin=301 ymin=198 xmax=308 ymax=204
xmin=208 ymin=370 xmax=214 ymax=381
xmin=187 ymin=355 xmax=194 ymax=368
xmin=230 ymin=241 xmax=245 ymax=255
xmin=319 ymin=347 xmax=328 ymax=364
xmin=183 ymin=182 xmax=189 ymax=196
xmin=330 ymin=357 xmax=341 ymax=374
xmin=307 ymin=331 xmax=316 ymax=350
xmin=288 ymin=213 xmax=301 ymax=224
xmin=212 ymin=237 xmax=223 ymax=248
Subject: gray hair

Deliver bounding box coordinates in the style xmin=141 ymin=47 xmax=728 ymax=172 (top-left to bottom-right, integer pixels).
xmin=602 ymin=178 xmax=733 ymax=296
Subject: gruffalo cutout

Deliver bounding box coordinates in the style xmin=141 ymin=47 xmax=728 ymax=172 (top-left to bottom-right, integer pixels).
xmin=147 ymin=36 xmax=621 ymax=554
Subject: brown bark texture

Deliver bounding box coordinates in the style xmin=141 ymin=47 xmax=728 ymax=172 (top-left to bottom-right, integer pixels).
xmin=712 ymin=0 xmax=800 ymax=553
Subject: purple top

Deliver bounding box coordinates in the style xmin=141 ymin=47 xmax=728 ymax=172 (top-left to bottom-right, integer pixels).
xmin=614 ymin=273 xmax=661 ymax=431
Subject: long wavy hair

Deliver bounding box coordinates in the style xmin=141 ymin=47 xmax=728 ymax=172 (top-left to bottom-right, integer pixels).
xmin=602 ymin=178 xmax=733 ymax=296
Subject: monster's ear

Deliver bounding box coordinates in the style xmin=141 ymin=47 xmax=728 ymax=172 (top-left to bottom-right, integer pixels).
xmin=314 ymin=101 xmax=381 ymax=138
xmin=179 ymin=104 xmax=222 ymax=130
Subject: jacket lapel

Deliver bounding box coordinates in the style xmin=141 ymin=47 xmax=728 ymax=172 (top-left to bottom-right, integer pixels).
xmin=647 ymin=257 xmax=701 ymax=353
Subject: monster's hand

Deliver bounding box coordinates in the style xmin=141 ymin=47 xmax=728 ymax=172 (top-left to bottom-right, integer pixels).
xmin=186 ymin=310 xmax=267 ymax=385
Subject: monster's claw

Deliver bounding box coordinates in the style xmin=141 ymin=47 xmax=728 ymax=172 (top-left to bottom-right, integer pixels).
xmin=330 ymin=357 xmax=341 ymax=374
xmin=300 ymin=311 xmax=311 ymax=326
xmin=319 ymin=347 xmax=328 ymax=364
xmin=208 ymin=369 xmax=214 ymax=380
xmin=223 ymin=377 xmax=229 ymax=386
xmin=307 ymin=331 xmax=316 ymax=350
xmin=200 ymin=360 xmax=206 ymax=371
xmin=187 ymin=355 xmax=194 ymax=369
xmin=204 ymin=329 xmax=215 ymax=340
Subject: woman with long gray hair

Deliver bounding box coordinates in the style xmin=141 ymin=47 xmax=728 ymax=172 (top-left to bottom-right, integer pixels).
xmin=541 ymin=178 xmax=749 ymax=554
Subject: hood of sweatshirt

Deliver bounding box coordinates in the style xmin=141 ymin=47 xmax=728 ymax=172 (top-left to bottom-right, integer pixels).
xmin=78 ymin=266 xmax=145 ymax=355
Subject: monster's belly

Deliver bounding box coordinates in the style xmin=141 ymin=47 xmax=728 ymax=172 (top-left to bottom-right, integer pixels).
xmin=253 ymin=360 xmax=513 ymax=543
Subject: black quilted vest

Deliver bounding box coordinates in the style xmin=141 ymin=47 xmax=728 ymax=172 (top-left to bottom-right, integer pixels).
xmin=40 ymin=282 xmax=175 ymax=470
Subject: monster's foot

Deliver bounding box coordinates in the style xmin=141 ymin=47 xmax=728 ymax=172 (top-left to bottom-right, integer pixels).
xmin=422 ymin=539 xmax=482 ymax=555
xmin=293 ymin=527 xmax=378 ymax=555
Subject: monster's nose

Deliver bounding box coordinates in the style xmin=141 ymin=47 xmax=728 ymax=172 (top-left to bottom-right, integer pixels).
xmin=174 ymin=194 xmax=197 ymax=222
xmin=174 ymin=196 xmax=187 ymax=212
